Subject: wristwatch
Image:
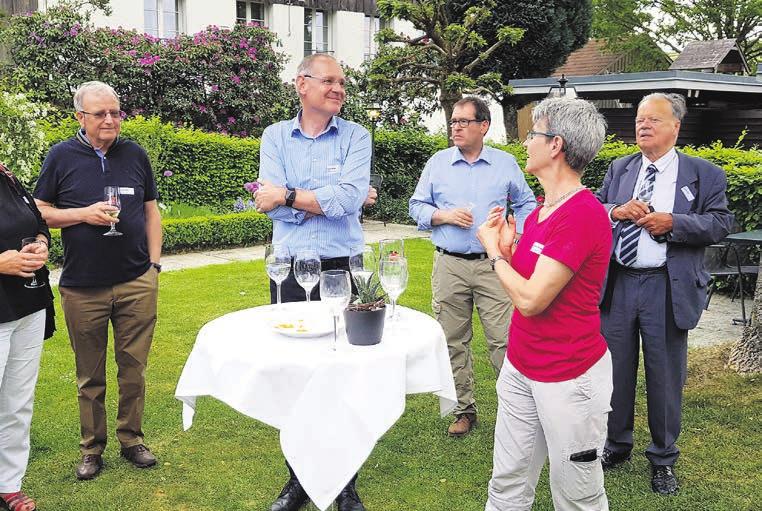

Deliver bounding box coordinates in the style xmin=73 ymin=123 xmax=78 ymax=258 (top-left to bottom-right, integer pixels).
xmin=490 ymin=255 xmax=506 ymax=271
xmin=151 ymin=262 xmax=162 ymax=273
xmin=284 ymin=187 xmax=296 ymax=208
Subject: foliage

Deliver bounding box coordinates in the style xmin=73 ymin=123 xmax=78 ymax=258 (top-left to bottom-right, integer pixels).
xmin=372 ymin=0 xmax=525 ymax=138
xmin=0 ymin=90 xmax=48 ymax=186
xmin=0 ymin=4 xmax=291 ymax=137
xmin=592 ymin=0 xmax=762 ymax=66
xmin=158 ymin=202 xmax=219 ymax=219
xmin=351 ymin=275 xmax=386 ymax=310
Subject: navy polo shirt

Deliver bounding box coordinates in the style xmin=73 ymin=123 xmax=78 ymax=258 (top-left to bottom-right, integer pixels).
xmin=34 ymin=134 xmax=158 ymax=287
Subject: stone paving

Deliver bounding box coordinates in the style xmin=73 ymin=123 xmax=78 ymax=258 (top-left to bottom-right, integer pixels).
xmin=48 ymin=220 xmax=745 ymax=348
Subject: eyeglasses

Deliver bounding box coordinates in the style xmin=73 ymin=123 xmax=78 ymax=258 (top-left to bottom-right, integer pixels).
xmin=302 ymin=74 xmax=346 ymax=88
xmin=80 ymin=110 xmax=126 ymax=121
xmin=449 ymin=119 xmax=484 ymax=128
xmin=526 ymin=130 xmax=558 ymax=141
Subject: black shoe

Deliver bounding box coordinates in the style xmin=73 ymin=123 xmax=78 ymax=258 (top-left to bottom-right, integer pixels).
xmin=336 ymin=479 xmax=366 ymax=511
xmin=600 ymin=447 xmax=631 ymax=470
xmin=270 ymin=477 xmax=309 ymax=511
xmin=651 ymin=465 xmax=679 ymax=495
xmin=120 ymin=444 xmax=157 ymax=468
xmin=75 ymin=454 xmax=104 ymax=480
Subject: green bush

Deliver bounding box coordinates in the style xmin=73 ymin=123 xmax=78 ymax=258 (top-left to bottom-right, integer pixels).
xmin=47 ymin=212 xmax=272 ymax=265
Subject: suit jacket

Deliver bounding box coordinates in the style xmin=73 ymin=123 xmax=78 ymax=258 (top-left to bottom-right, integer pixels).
xmin=596 ymin=151 xmax=734 ymax=330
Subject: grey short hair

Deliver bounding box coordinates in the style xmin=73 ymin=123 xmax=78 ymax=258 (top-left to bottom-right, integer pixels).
xmin=638 ymin=92 xmax=687 ymax=121
xmin=531 ymin=97 xmax=607 ymax=173
xmin=73 ymin=81 xmax=120 ymax=112
xmin=296 ymin=53 xmax=339 ymax=77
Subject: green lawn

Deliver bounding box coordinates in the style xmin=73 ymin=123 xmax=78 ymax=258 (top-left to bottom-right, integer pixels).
xmin=25 ymin=239 xmax=761 ymax=510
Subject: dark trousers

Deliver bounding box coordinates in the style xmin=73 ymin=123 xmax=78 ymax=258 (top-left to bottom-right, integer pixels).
xmin=269 ymin=257 xmax=353 ymax=304
xmin=601 ymin=264 xmax=688 ymax=466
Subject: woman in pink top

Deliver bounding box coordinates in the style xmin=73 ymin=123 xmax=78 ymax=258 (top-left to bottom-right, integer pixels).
xmin=478 ymin=97 xmax=613 ymax=511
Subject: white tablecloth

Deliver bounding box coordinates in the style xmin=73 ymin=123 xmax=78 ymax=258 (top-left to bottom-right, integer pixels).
xmin=175 ymin=302 xmax=456 ymax=510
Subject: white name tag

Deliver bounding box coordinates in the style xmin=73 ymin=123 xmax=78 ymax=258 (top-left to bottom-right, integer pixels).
xmin=681 ymin=186 xmax=695 ymax=202
xmin=530 ymin=242 xmax=544 ymax=255
xmin=119 ymin=187 xmax=135 ymax=195
xmin=327 ymin=164 xmax=340 ymax=173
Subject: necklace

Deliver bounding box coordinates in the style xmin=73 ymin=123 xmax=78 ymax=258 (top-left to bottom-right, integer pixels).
xmin=543 ymin=186 xmax=586 ymax=208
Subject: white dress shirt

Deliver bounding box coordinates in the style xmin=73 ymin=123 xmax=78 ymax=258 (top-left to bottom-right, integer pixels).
xmin=614 ymin=148 xmax=678 ymax=268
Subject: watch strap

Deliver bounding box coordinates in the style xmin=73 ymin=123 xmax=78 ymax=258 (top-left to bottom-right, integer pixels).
xmin=285 ymin=187 xmax=296 ymax=208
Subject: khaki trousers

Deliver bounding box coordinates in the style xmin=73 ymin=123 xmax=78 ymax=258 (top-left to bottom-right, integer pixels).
xmin=431 ymin=251 xmax=512 ymax=416
xmin=60 ymin=267 xmax=158 ymax=455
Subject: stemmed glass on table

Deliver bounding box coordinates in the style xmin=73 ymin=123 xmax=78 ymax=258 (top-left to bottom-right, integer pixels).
xmin=349 ymin=244 xmax=376 ymax=287
xmin=103 ymin=186 xmax=122 ymax=237
xmin=378 ymin=238 xmax=404 ymax=261
xmin=294 ymin=250 xmax=321 ymax=303
xmin=319 ymin=270 xmax=351 ymax=351
xmin=378 ymin=240 xmax=408 ymax=321
xmin=20 ymin=237 xmax=45 ymax=289
xmin=265 ymin=243 xmax=291 ymax=309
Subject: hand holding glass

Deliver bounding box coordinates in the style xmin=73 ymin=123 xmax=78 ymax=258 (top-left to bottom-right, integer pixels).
xmin=294 ymin=250 xmax=321 ymax=302
xmin=319 ymin=270 xmax=351 ymax=351
xmin=379 ymin=257 xmax=408 ymax=321
xmin=103 ymin=186 xmax=122 ymax=237
xmin=265 ymin=244 xmax=291 ymax=307
xmin=20 ymin=237 xmax=45 ymax=289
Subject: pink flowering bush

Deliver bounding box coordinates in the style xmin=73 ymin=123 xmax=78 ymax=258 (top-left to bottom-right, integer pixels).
xmin=0 ymin=5 xmax=292 ymax=137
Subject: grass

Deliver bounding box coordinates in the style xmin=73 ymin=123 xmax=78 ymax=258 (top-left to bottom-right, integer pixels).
xmin=25 ymin=239 xmax=762 ymax=510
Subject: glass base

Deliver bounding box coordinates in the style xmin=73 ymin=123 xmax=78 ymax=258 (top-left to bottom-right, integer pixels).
xmin=103 ymin=230 xmax=123 ymax=236
xmin=24 ymin=282 xmax=46 ymax=289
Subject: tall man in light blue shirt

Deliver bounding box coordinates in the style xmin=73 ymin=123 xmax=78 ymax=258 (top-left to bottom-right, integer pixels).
xmin=254 ymin=54 xmax=370 ymax=511
xmin=409 ymin=97 xmax=536 ymax=437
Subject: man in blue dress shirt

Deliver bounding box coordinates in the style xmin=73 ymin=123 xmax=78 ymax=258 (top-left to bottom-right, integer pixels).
xmin=409 ymin=97 xmax=536 ymax=437
xmin=254 ymin=53 xmax=369 ymax=511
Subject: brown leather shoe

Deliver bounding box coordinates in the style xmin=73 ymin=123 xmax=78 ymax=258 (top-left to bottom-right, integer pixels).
xmin=120 ymin=444 xmax=157 ymax=468
xmin=75 ymin=454 xmax=103 ymax=480
xmin=447 ymin=413 xmax=477 ymax=437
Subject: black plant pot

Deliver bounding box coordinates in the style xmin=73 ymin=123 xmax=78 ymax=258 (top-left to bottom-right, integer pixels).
xmin=344 ymin=306 xmax=386 ymax=346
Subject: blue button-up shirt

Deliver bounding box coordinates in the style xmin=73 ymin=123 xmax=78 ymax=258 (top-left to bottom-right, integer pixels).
xmin=409 ymin=145 xmax=537 ymax=254
xmin=259 ymin=113 xmax=370 ymax=258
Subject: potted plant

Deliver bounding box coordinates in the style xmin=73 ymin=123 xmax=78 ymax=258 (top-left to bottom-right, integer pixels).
xmin=343 ymin=275 xmax=386 ymax=346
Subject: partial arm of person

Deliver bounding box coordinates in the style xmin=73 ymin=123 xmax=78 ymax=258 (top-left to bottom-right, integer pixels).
xmin=408 ymin=158 xmax=473 ymax=229
xmin=35 ymin=199 xmax=118 ymax=229
xmin=256 ymin=126 xmax=306 ymax=224
xmin=145 ymin=200 xmax=162 ymax=264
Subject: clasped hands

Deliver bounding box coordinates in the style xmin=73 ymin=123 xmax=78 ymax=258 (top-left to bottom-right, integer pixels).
xmin=0 ymin=240 xmax=48 ymax=278
xmin=612 ymin=199 xmax=672 ymax=235
xmin=477 ymin=206 xmax=516 ymax=261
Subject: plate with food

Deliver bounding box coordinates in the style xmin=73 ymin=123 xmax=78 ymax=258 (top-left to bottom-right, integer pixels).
xmin=272 ymin=317 xmax=333 ymax=338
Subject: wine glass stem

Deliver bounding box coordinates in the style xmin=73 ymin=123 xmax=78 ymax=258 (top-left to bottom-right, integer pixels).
xmin=110 ymin=222 xmax=115 ymax=231
xmin=276 ymin=283 xmax=282 ymax=307
xmin=391 ymin=298 xmax=397 ymax=321
xmin=305 ymin=290 xmax=311 ymax=303
xmin=332 ymin=315 xmax=338 ymax=351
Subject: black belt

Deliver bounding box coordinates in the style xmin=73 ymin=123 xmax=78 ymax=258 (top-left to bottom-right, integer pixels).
xmin=613 ymin=261 xmax=666 ymax=275
xmin=436 ymin=247 xmax=488 ymax=260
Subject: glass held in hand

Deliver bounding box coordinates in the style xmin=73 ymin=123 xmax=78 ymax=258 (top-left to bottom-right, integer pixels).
xmin=319 ymin=269 xmax=351 ymax=351
xmin=379 ymin=256 xmax=408 ymax=321
xmin=378 ymin=238 xmax=404 ymax=262
xmin=20 ymin=237 xmax=45 ymax=289
xmin=103 ymin=186 xmax=123 ymax=237
xmin=265 ymin=243 xmax=291 ymax=307
xmin=349 ymin=244 xmax=376 ymax=287
xmin=294 ymin=250 xmax=321 ymax=303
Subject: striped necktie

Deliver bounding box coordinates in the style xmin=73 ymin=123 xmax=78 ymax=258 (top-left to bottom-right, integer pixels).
xmin=618 ymin=164 xmax=658 ymax=266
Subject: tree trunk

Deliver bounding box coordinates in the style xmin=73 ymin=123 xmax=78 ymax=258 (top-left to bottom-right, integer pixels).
xmin=502 ymin=102 xmax=519 ymax=142
xmin=440 ymin=90 xmax=461 ymax=147
xmin=728 ymin=258 xmax=762 ymax=374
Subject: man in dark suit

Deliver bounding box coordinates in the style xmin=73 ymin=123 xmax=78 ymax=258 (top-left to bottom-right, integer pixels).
xmin=596 ymin=92 xmax=733 ymax=495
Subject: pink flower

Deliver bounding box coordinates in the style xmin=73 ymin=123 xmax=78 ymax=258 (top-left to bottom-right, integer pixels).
xmin=243 ymin=182 xmax=260 ymax=194
xmin=231 ymin=74 xmax=241 ymax=84
xmin=163 ymin=170 xmax=174 ymax=177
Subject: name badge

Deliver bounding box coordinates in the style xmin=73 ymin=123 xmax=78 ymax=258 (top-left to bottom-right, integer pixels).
xmin=327 ymin=164 xmax=340 ymax=174
xmin=681 ymin=186 xmax=695 ymax=202
xmin=530 ymin=242 xmax=544 ymax=255
xmin=119 ymin=187 xmax=135 ymax=195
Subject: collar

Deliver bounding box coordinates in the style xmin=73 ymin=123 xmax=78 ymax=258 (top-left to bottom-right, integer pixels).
xmin=451 ymin=145 xmax=492 ymax=166
xmin=290 ymin=111 xmax=339 ymax=139
xmin=641 ymin=147 xmax=677 ymax=173
xmin=76 ymin=128 xmax=120 ymax=154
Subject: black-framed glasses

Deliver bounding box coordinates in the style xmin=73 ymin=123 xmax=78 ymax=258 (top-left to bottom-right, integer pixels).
xmin=449 ymin=118 xmax=484 ymax=128
xmin=302 ymin=74 xmax=346 ymax=88
xmin=526 ymin=130 xmax=558 ymax=141
xmin=80 ymin=110 xmax=126 ymax=121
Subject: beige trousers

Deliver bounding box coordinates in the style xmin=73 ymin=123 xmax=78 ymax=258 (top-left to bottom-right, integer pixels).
xmin=60 ymin=267 xmax=158 ymax=455
xmin=431 ymin=251 xmax=512 ymax=416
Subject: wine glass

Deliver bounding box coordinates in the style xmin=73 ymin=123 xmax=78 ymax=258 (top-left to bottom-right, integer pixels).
xmin=378 ymin=238 xmax=404 ymax=261
xmin=379 ymin=256 xmax=408 ymax=321
xmin=294 ymin=250 xmax=321 ymax=303
xmin=319 ymin=270 xmax=351 ymax=351
xmin=20 ymin=237 xmax=45 ymax=289
xmin=265 ymin=243 xmax=291 ymax=308
xmin=103 ymin=186 xmax=122 ymax=237
xmin=349 ymin=244 xmax=376 ymax=287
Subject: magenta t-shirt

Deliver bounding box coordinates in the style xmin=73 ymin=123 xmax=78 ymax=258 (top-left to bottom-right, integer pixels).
xmin=507 ymin=189 xmax=612 ymax=383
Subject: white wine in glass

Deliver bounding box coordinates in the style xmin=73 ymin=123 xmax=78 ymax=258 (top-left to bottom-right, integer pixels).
xmin=103 ymin=186 xmax=123 ymax=236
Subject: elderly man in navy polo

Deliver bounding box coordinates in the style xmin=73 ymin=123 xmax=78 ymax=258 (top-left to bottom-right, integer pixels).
xmin=254 ymin=53 xmax=370 ymax=511
xmin=409 ymin=97 xmax=536 ymax=437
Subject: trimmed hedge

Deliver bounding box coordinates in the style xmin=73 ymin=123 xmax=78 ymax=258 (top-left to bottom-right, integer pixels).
xmin=41 ymin=119 xmax=762 ymax=230
xmin=47 ymin=212 xmax=272 ymax=266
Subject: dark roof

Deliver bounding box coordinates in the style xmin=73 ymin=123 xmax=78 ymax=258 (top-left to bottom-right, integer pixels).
xmin=551 ymin=40 xmax=623 ymax=77
xmin=669 ymin=39 xmax=748 ymax=73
